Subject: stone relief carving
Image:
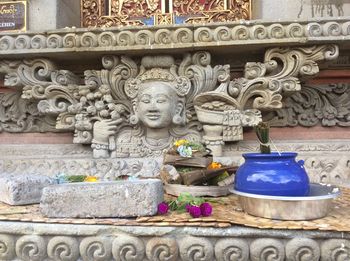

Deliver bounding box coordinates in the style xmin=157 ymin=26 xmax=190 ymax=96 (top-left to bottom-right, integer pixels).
xmin=0 ymin=91 xmax=56 ymax=133
xmin=0 ymin=45 xmax=338 ymax=158
xmin=0 ymin=21 xmax=348 ymax=54
xmin=267 ymin=83 xmax=350 ymax=127
xmin=1 ymin=233 xmax=349 ymax=261
xmin=194 ymin=45 xmax=338 ymax=155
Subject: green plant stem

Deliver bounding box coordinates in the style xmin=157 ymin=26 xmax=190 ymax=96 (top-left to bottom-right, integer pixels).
xmin=254 ymin=122 xmax=271 ymax=154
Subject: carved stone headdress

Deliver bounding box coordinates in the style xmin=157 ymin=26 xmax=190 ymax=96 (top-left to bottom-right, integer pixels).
xmin=124 ymin=56 xmax=191 ymax=100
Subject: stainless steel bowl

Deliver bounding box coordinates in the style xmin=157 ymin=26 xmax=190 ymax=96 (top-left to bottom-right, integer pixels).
xmin=231 ymin=183 xmax=341 ymax=220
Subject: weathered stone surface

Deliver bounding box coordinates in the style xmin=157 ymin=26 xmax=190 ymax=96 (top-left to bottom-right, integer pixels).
xmin=0 ymin=174 xmax=56 ymax=205
xmin=40 ymin=179 xmax=164 ymax=218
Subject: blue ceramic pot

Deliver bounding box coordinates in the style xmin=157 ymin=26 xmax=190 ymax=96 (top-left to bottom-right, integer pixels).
xmin=234 ymin=152 xmax=310 ymax=196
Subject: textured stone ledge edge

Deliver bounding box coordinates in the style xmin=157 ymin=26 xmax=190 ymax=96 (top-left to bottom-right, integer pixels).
xmin=0 ymin=19 xmax=349 ymax=56
xmin=0 ymin=222 xmax=349 ymax=261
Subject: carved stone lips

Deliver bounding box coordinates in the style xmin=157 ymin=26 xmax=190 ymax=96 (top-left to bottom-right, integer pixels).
xmin=146 ymin=113 xmax=161 ymax=120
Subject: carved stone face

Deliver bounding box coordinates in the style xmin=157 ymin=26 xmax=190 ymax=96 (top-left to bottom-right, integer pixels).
xmin=136 ymin=81 xmax=178 ymax=129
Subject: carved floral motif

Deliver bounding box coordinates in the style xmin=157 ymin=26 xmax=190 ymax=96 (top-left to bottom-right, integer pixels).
xmin=268 ymin=83 xmax=350 ymax=127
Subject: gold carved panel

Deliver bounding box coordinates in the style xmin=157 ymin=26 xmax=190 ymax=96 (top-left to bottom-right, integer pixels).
xmin=81 ymin=0 xmax=251 ymax=27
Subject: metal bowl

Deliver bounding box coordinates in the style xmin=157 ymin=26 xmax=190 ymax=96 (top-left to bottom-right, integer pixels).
xmin=231 ymin=183 xmax=341 ymax=220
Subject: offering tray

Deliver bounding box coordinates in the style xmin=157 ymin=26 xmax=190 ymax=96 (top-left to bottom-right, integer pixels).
xmin=231 ymin=183 xmax=341 ymax=220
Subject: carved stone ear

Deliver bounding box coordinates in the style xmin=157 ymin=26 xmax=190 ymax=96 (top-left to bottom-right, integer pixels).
xmin=172 ymin=102 xmax=185 ymax=125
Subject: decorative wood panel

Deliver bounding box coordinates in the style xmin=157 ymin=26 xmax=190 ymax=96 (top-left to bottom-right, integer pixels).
xmin=81 ymin=0 xmax=251 ymax=27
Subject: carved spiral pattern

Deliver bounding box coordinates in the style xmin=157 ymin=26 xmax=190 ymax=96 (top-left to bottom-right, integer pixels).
xmin=232 ymin=25 xmax=249 ymax=40
xmin=0 ymin=22 xmax=346 ymax=52
xmin=81 ymin=32 xmax=98 ymax=47
xmin=47 ymin=34 xmax=63 ymax=48
xmin=268 ymin=24 xmax=285 ymax=39
xmin=102 ymin=56 xmax=120 ymax=70
xmin=286 ymin=23 xmax=304 ymax=38
xmin=63 ymin=33 xmax=79 ymax=48
xmin=251 ymin=25 xmax=267 ymax=39
xmin=214 ymin=26 xmax=231 ymax=41
xmin=250 ymin=239 xmax=285 ymax=261
xmin=307 ymin=22 xmax=323 ymax=37
xmin=47 ymin=236 xmax=79 ymax=261
xmin=79 ymin=236 xmax=112 ymax=261
xmin=31 ymin=35 xmax=47 ymax=49
xmin=0 ymin=234 xmax=15 ymax=260
xmin=146 ymin=237 xmax=178 ymax=261
xmin=286 ymin=238 xmax=320 ymax=261
xmin=15 ymin=235 xmax=47 ymax=261
xmin=194 ymin=27 xmax=213 ymax=42
xmin=155 ymin=29 xmax=172 ymax=44
xmin=191 ymin=51 xmax=211 ymax=66
xmin=172 ymin=28 xmax=193 ymax=43
xmin=117 ymin=31 xmax=135 ymax=46
xmin=323 ymin=22 xmax=342 ymax=36
xmin=323 ymin=44 xmax=339 ymax=60
xmin=179 ymin=236 xmax=214 ymax=261
xmin=15 ymin=35 xmax=31 ymax=49
xmin=98 ymin=32 xmax=116 ymax=47
xmin=321 ymin=239 xmax=350 ymax=261
xmin=215 ymin=238 xmax=249 ymax=261
xmin=112 ymin=236 xmax=145 ymax=261
xmin=0 ymin=35 xmax=15 ymax=50
xmin=135 ymin=30 xmax=155 ymax=45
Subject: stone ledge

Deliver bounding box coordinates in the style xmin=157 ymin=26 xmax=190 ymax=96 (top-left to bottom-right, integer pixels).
xmin=0 ymin=18 xmax=349 ymax=58
xmin=40 ymin=180 xmax=164 ymax=218
xmin=0 ymin=222 xmax=349 ymax=260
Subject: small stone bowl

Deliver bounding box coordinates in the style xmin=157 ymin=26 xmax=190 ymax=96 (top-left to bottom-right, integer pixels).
xmin=231 ymin=183 xmax=341 ymax=220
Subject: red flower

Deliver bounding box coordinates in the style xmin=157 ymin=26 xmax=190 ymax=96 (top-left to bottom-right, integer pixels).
xmin=157 ymin=202 xmax=169 ymax=215
xmin=200 ymin=202 xmax=212 ymax=217
xmin=188 ymin=205 xmax=201 ymax=218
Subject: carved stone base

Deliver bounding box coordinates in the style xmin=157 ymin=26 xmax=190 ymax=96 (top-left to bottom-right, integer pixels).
xmin=0 ymin=221 xmax=349 ymax=261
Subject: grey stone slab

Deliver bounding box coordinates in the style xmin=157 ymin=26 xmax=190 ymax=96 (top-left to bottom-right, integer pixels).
xmin=40 ymin=179 xmax=164 ymax=218
xmin=0 ymin=174 xmax=57 ymax=205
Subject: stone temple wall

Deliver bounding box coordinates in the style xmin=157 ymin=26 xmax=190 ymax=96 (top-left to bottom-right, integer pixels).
xmin=0 ymin=15 xmax=349 ymax=185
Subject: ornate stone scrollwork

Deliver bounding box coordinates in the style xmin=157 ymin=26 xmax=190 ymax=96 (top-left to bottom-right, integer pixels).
xmin=146 ymin=237 xmax=178 ymax=261
xmin=267 ymin=83 xmax=350 ymax=127
xmin=0 ymin=91 xmax=57 ymax=132
xmin=250 ymin=238 xmax=285 ymax=261
xmin=1 ymin=45 xmax=338 ymax=158
xmin=178 ymin=236 xmax=214 ymax=261
xmin=214 ymin=238 xmax=249 ymax=261
xmin=194 ymin=45 xmax=338 ymax=155
xmin=15 ymin=235 xmax=47 ymax=261
xmin=112 ymin=235 xmax=145 ymax=261
xmin=79 ymin=236 xmax=112 ymax=261
xmin=47 ymin=236 xmax=80 ymax=261
xmin=286 ymin=238 xmax=320 ymax=261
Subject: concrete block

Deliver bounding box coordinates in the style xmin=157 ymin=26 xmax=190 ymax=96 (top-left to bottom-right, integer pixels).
xmin=0 ymin=174 xmax=57 ymax=205
xmin=40 ymin=179 xmax=164 ymax=218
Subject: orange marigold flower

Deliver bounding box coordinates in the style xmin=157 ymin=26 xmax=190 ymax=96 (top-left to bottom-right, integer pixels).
xmin=208 ymin=162 xmax=222 ymax=169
